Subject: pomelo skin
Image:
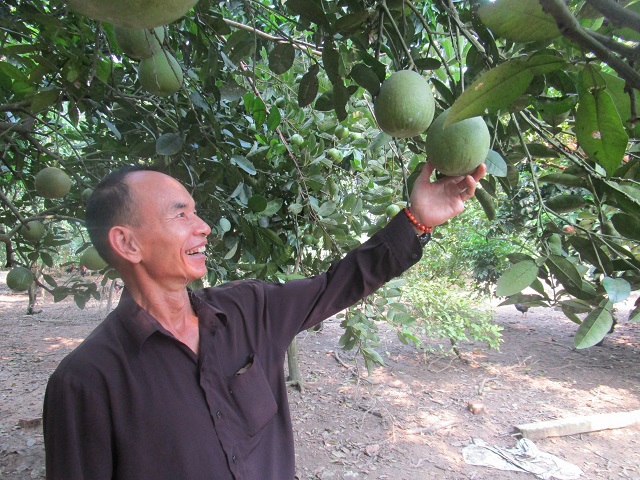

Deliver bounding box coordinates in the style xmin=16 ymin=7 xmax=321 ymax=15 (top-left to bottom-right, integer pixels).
xmin=424 ymin=108 xmax=490 ymax=176
xmin=80 ymin=246 xmax=108 ymax=271
xmin=6 ymin=266 xmax=34 ymax=292
xmin=115 ymin=26 xmax=165 ymax=59
xmin=34 ymin=167 xmax=72 ymax=199
xmin=374 ymin=70 xmax=435 ymax=138
xmin=19 ymin=220 xmax=46 ymax=243
xmin=67 ymin=0 xmax=199 ymax=29
xmin=138 ymin=50 xmax=184 ymax=96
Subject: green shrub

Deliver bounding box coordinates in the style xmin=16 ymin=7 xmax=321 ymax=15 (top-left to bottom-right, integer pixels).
xmin=402 ymin=279 xmax=502 ymax=353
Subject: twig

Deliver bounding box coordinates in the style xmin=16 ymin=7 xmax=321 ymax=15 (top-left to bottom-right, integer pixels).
xmin=539 ymin=0 xmax=640 ymax=90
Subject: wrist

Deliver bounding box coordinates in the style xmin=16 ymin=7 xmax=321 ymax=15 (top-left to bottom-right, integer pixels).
xmin=403 ymin=207 xmax=433 ymax=234
xmin=404 ymin=207 xmax=433 ymax=246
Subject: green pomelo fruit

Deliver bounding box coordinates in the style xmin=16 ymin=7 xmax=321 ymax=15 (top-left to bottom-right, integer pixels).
xmin=67 ymin=0 xmax=199 ymax=28
xmin=327 ymin=148 xmax=343 ymax=163
xmin=6 ymin=267 xmax=34 ymax=292
xmin=424 ymin=108 xmax=490 ymax=176
xmin=386 ymin=204 xmax=402 ymax=218
xmin=34 ymin=167 xmax=72 ymax=199
xmin=115 ymin=26 xmax=165 ymax=59
xmin=19 ymin=220 xmax=46 ymax=243
xmin=302 ymin=234 xmax=315 ymax=246
xmin=335 ymin=125 xmax=350 ymax=139
xmin=290 ymin=134 xmax=304 ymax=146
xmin=82 ymin=188 xmax=94 ymax=203
xmin=139 ymin=50 xmax=184 ymax=96
xmin=374 ymin=70 xmax=435 ymax=138
xmin=80 ymin=246 xmax=108 ymax=270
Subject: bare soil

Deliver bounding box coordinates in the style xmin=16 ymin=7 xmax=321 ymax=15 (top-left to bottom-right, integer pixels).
xmin=1 ymin=269 xmax=639 ymax=480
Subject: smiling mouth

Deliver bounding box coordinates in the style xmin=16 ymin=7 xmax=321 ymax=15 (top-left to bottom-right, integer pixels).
xmin=185 ymin=246 xmax=206 ymax=255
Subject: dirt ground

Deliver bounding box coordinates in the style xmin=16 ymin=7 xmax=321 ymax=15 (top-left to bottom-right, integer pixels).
xmin=1 ymin=269 xmax=639 ymax=480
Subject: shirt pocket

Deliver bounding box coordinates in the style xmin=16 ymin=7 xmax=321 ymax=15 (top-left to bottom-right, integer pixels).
xmin=228 ymin=355 xmax=277 ymax=436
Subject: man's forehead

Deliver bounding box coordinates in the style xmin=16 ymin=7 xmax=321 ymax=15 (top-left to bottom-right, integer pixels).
xmin=126 ymin=171 xmax=193 ymax=208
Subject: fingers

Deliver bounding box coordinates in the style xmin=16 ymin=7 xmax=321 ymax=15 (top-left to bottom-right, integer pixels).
xmin=471 ymin=163 xmax=487 ymax=182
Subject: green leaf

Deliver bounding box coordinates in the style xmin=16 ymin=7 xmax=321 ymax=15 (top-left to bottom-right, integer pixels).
xmin=350 ymin=63 xmax=380 ymax=97
xmin=611 ymin=213 xmax=640 ymax=240
xmin=484 ymin=149 xmax=508 ymax=177
xmin=546 ymin=255 xmax=582 ymax=292
xmin=156 ymin=133 xmax=183 ymax=155
xmin=322 ymin=39 xmax=340 ymax=84
xmin=478 ymin=0 xmax=561 ymax=43
xmin=286 ymin=0 xmax=331 ymax=30
xmin=602 ymin=277 xmax=630 ymax=303
xmin=333 ymin=11 xmax=370 ymax=34
xmin=268 ymin=43 xmax=295 ymax=75
xmin=248 ymin=195 xmax=268 ymax=213
xmin=574 ymin=306 xmax=613 ymax=349
xmin=629 ymin=305 xmax=640 ymax=323
xmin=575 ymin=77 xmax=628 ymax=176
xmin=30 ymin=88 xmax=59 ymax=113
xmin=446 ymin=55 xmax=565 ymax=125
xmin=230 ymin=155 xmax=256 ymax=175
xmin=413 ymin=57 xmax=442 ymax=70
xmin=266 ymin=106 xmax=281 ymax=131
xmin=298 ymin=65 xmax=319 ymax=108
xmin=496 ymin=260 xmax=538 ymax=297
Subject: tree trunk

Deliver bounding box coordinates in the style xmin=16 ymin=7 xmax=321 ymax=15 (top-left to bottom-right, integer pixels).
xmin=286 ymin=336 xmax=304 ymax=392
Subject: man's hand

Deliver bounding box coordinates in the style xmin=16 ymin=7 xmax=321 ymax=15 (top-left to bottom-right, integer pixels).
xmin=408 ymin=162 xmax=486 ymax=229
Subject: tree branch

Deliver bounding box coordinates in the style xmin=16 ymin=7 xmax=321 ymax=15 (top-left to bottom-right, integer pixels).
xmin=539 ymin=0 xmax=640 ymax=91
xmin=587 ymin=30 xmax=640 ymax=61
xmin=223 ymin=18 xmax=322 ymax=55
xmin=585 ymin=0 xmax=640 ymax=32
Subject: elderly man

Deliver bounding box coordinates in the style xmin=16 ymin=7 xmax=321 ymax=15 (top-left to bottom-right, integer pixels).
xmin=43 ymin=162 xmax=485 ymax=479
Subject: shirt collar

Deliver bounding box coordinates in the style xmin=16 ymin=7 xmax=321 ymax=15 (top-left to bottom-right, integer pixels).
xmin=115 ymin=287 xmax=228 ymax=351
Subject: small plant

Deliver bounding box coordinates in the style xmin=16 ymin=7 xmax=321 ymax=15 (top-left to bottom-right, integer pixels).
xmin=402 ymin=279 xmax=502 ymax=354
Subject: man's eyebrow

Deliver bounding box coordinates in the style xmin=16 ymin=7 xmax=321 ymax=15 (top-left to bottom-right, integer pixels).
xmin=170 ymin=201 xmax=188 ymax=210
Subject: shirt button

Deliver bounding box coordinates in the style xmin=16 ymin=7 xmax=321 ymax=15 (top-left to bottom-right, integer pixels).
xmin=216 ymin=411 xmax=222 ymax=418
xmin=411 ymin=253 xmax=419 ymax=259
xmin=232 ymin=455 xmax=237 ymax=463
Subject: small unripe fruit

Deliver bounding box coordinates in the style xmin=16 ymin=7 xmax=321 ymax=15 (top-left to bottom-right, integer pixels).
xmin=290 ymin=134 xmax=304 ymax=146
xmin=19 ymin=220 xmax=46 ymax=243
xmin=82 ymin=188 xmax=94 ymax=203
xmin=335 ymin=125 xmax=350 ymax=139
xmin=386 ymin=204 xmax=402 ymax=218
xmin=327 ymin=148 xmax=343 ymax=163
xmin=138 ymin=50 xmax=184 ymax=97
xmin=80 ymin=246 xmax=108 ymax=271
xmin=6 ymin=267 xmax=34 ymax=292
xmin=35 ymin=167 xmax=72 ymax=199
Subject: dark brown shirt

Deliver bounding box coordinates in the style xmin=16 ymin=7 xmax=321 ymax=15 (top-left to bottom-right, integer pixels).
xmin=43 ymin=214 xmax=422 ymax=479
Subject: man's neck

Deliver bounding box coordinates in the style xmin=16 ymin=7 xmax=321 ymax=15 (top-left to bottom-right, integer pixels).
xmin=124 ymin=279 xmax=200 ymax=354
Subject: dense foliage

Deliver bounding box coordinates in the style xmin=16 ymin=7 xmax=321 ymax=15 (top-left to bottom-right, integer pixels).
xmin=1 ymin=0 xmax=639 ymax=363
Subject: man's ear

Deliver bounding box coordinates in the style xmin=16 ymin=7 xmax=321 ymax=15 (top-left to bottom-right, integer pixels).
xmin=108 ymin=226 xmax=141 ymax=264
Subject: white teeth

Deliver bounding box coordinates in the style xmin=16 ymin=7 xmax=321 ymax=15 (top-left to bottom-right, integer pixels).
xmin=186 ymin=246 xmax=206 ymax=255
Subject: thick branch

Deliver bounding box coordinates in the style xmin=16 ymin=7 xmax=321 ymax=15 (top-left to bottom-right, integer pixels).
xmin=587 ymin=30 xmax=640 ymax=61
xmin=539 ymin=0 xmax=640 ymax=91
xmin=585 ymin=0 xmax=640 ymax=33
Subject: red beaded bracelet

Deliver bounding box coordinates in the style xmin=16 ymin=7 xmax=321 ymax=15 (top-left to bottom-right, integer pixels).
xmin=404 ymin=207 xmax=433 ymax=233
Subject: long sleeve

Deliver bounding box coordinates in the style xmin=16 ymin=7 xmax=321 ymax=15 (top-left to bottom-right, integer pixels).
xmin=260 ymin=212 xmax=423 ymax=351
xmin=43 ymin=364 xmax=114 ymax=480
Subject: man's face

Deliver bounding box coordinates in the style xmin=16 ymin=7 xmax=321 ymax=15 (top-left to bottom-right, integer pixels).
xmin=126 ymin=171 xmax=211 ymax=286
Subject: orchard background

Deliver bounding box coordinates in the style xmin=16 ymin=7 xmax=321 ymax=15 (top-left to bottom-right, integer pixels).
xmin=1 ymin=0 xmax=640 ymax=374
